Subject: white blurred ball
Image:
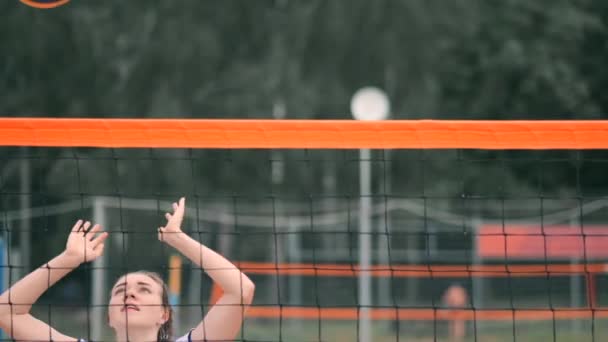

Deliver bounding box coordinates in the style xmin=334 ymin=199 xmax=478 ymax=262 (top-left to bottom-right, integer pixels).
xmin=350 ymin=87 xmax=390 ymax=121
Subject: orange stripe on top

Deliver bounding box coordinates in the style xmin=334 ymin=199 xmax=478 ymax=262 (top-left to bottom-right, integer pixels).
xmin=2 ymin=118 xmax=608 ymax=149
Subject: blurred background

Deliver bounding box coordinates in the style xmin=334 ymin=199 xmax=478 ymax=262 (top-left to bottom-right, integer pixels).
xmin=2 ymin=0 xmax=608 ymax=341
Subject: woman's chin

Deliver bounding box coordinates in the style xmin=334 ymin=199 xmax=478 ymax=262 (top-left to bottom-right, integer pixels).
xmin=112 ymin=315 xmax=154 ymax=329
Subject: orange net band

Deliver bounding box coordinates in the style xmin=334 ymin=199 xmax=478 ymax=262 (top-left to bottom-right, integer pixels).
xmin=2 ymin=118 xmax=608 ymax=149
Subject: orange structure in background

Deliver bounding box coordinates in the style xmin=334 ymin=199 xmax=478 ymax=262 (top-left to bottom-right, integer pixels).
xmin=210 ymin=261 xmax=608 ymax=321
xmin=478 ymin=225 xmax=608 ymax=259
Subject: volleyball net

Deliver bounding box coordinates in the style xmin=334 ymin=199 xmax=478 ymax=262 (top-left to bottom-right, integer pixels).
xmin=1 ymin=118 xmax=608 ymax=341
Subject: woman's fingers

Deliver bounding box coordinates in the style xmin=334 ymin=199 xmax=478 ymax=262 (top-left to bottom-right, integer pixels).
xmin=90 ymin=231 xmax=108 ymax=248
xmin=93 ymin=243 xmax=105 ymax=258
xmin=172 ymin=197 xmax=185 ymax=217
xmin=71 ymin=219 xmax=84 ymax=232
xmin=81 ymin=221 xmax=91 ymax=234
xmin=160 ymin=198 xmax=186 ymax=239
xmin=173 ymin=197 xmax=185 ymax=211
xmin=84 ymin=224 xmax=101 ymax=238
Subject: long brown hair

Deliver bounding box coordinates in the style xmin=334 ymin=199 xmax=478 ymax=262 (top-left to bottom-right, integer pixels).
xmin=115 ymin=271 xmax=173 ymax=342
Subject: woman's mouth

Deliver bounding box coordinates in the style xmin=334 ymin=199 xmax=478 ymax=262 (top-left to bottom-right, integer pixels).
xmin=121 ymin=304 xmax=140 ymax=312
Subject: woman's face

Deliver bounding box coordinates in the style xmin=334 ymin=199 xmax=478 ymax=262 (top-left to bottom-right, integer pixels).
xmin=108 ymin=273 xmax=168 ymax=332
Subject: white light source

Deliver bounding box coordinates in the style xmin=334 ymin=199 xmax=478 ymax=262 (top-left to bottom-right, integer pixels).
xmin=350 ymin=86 xmax=390 ymax=121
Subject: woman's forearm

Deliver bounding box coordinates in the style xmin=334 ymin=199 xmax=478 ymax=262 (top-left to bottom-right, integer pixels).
xmin=166 ymin=233 xmax=254 ymax=299
xmin=0 ymin=252 xmax=81 ymax=316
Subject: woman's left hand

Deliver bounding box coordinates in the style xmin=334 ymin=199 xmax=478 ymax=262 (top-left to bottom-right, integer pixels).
xmin=158 ymin=197 xmax=186 ymax=244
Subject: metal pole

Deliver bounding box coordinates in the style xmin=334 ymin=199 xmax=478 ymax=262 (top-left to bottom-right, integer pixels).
xmin=288 ymin=220 xmax=302 ymax=306
xmin=377 ymin=150 xmax=390 ymax=307
xmin=358 ymin=148 xmax=372 ymax=342
xmin=168 ymin=255 xmax=182 ymax=333
xmin=272 ymin=99 xmax=286 ymax=312
xmin=471 ymin=216 xmax=483 ymax=311
xmin=570 ymin=257 xmax=581 ymax=333
xmin=570 ymin=215 xmax=581 ymax=333
xmin=92 ymin=198 xmax=107 ymax=341
xmin=19 ymin=149 xmax=30 ymax=276
xmin=288 ymin=220 xmax=302 ymax=332
xmin=351 ymin=87 xmax=389 ymax=342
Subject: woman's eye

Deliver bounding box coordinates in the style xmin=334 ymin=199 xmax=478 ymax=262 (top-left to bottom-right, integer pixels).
xmin=114 ymin=289 xmax=124 ymax=296
xmin=140 ymin=288 xmax=151 ymax=293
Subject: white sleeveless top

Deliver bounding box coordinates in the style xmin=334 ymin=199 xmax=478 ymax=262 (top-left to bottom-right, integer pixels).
xmin=78 ymin=330 xmax=191 ymax=342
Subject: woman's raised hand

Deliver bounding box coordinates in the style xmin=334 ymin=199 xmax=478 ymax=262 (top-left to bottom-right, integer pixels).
xmin=64 ymin=220 xmax=108 ymax=264
xmin=158 ymin=197 xmax=186 ymax=244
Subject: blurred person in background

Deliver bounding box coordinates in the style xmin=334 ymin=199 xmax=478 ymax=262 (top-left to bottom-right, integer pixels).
xmin=442 ymin=282 xmax=468 ymax=342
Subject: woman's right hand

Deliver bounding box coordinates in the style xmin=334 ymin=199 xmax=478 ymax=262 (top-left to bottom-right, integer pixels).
xmin=64 ymin=220 xmax=108 ymax=264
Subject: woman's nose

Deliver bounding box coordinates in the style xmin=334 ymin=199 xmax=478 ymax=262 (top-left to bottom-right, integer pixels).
xmin=123 ymin=289 xmax=136 ymax=300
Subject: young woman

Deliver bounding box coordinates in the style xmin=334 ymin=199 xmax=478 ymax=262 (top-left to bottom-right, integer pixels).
xmin=0 ymin=197 xmax=255 ymax=341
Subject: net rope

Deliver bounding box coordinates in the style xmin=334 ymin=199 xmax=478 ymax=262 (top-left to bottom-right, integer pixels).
xmin=1 ymin=118 xmax=607 ymax=341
